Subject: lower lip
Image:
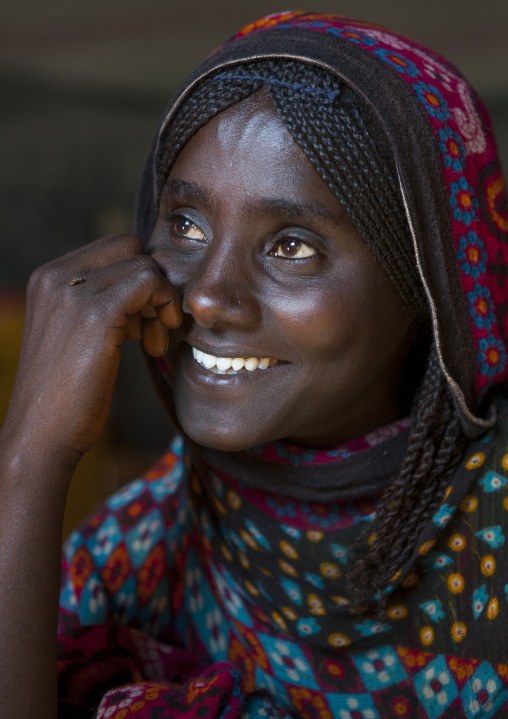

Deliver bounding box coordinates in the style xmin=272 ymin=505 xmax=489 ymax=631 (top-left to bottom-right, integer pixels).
xmin=179 ymin=344 xmax=288 ymax=390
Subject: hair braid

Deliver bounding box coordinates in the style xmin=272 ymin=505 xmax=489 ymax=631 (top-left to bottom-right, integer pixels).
xmin=155 ymin=58 xmax=468 ymax=610
xmin=346 ymin=344 xmax=467 ymax=610
xmin=284 ymin=102 xmax=417 ymax=302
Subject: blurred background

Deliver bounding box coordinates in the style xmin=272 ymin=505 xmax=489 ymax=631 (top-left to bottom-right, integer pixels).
xmin=1 ymin=0 xmax=507 ymax=536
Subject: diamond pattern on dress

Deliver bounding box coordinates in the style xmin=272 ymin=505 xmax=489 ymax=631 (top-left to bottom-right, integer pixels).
xmin=460 ymin=662 xmax=508 ymax=719
xmin=414 ymin=655 xmax=458 ymax=719
xmin=325 ymin=691 xmax=379 ymax=718
xmin=125 ymin=508 xmax=164 ymax=570
xmin=87 ymin=515 xmax=122 ymax=568
xmin=257 ymin=634 xmax=320 ymax=689
xmin=78 ymin=572 xmax=108 ymax=625
xmin=352 ymin=646 xmax=408 ymax=691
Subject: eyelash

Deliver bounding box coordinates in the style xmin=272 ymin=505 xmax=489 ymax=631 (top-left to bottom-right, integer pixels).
xmin=168 ymin=213 xmax=319 ymax=260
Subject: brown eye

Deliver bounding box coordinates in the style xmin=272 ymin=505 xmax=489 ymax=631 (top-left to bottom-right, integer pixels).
xmin=173 ymin=216 xmax=206 ymax=242
xmin=273 ymin=239 xmax=317 ymax=259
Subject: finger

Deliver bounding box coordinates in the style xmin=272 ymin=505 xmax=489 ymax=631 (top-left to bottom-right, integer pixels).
xmin=96 ymin=257 xmax=182 ymax=328
xmin=65 ymin=254 xmax=180 ymax=324
xmin=126 ymin=315 xmax=143 ymax=342
xmin=140 ymin=305 xmax=158 ymax=320
xmin=48 ymin=235 xmax=146 ymax=278
xmin=142 ymin=317 xmax=170 ymax=357
xmin=156 ymin=300 xmax=183 ymax=329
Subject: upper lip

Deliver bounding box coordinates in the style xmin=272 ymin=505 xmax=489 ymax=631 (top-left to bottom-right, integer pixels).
xmin=184 ymin=338 xmax=282 ymax=360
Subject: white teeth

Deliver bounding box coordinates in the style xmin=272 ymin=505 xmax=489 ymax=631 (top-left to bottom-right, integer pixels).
xmin=216 ymin=357 xmax=233 ymax=371
xmin=231 ymin=358 xmax=245 ymax=371
xmin=245 ymin=358 xmax=259 ymax=371
xmin=191 ymin=347 xmax=278 ymax=373
xmin=202 ymin=353 xmax=216 ymax=369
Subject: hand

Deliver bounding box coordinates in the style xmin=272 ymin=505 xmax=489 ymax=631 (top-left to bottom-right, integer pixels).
xmin=4 ymin=234 xmax=181 ymax=462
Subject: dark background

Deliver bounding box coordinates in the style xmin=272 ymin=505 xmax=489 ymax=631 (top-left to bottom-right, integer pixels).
xmin=1 ymin=0 xmax=507 ymax=534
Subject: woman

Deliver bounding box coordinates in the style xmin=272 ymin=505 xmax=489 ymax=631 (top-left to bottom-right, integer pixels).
xmin=1 ymin=10 xmax=508 ymax=719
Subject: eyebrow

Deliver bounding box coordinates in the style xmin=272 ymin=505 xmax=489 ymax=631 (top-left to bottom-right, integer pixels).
xmin=163 ymin=178 xmax=213 ymax=207
xmin=248 ymin=197 xmax=338 ymax=223
xmin=164 ymin=178 xmax=339 ymax=224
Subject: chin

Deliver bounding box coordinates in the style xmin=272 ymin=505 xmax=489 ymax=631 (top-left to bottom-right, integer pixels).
xmin=176 ymin=410 xmax=260 ymax=453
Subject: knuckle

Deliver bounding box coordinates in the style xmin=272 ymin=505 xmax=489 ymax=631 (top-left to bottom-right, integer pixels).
xmin=27 ymin=263 xmax=61 ymax=297
xmin=131 ymin=255 xmax=159 ymax=284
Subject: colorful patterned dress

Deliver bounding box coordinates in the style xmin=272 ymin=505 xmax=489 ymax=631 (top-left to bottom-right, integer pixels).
xmin=60 ymin=402 xmax=508 ymax=718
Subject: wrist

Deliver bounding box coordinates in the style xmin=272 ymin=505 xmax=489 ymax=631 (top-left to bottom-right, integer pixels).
xmin=0 ymin=419 xmax=82 ymax=496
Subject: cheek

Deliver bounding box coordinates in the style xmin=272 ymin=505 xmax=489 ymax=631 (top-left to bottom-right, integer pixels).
xmin=271 ymin=286 xmax=360 ymax=365
xmin=270 ymin=269 xmax=409 ymax=371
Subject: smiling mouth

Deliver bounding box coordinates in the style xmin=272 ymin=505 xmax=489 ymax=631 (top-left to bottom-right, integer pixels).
xmin=191 ymin=347 xmax=280 ymax=374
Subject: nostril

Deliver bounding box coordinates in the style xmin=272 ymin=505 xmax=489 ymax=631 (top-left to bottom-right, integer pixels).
xmin=183 ymin=282 xmax=260 ymax=329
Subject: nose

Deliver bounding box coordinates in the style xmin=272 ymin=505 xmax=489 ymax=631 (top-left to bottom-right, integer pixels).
xmin=182 ymin=245 xmax=261 ymax=329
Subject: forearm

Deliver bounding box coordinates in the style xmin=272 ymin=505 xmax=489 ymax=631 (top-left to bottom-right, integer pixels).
xmin=0 ymin=235 xmax=180 ymax=715
xmin=0 ymin=426 xmax=79 ymax=718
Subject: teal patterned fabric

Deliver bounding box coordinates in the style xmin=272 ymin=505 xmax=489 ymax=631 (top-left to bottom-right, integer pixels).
xmin=59 ymin=403 xmax=508 ymax=717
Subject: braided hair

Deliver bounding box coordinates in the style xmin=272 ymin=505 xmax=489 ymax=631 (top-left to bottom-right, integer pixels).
xmin=156 ymin=59 xmax=467 ymax=609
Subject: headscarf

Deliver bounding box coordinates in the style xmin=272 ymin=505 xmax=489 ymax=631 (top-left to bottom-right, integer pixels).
xmin=136 ymin=11 xmax=508 ymax=436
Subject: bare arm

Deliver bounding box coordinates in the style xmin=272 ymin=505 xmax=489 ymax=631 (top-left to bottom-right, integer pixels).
xmin=0 ymin=235 xmax=181 ymax=717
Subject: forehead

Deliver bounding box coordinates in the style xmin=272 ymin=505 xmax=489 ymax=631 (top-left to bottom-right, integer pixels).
xmin=165 ymin=91 xmax=346 ymax=220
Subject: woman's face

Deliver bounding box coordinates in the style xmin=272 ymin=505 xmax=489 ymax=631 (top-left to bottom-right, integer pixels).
xmin=149 ymin=91 xmax=417 ymax=451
